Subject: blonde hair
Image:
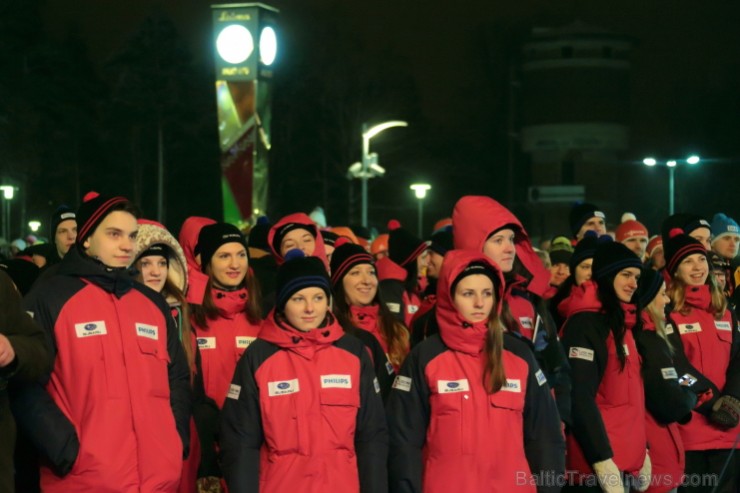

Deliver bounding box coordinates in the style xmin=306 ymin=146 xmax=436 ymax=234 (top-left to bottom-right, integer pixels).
xmin=645 ymin=300 xmax=674 ymax=355
xmin=484 ymin=314 xmax=507 ymax=393
xmin=667 ymin=274 xmax=727 ymax=320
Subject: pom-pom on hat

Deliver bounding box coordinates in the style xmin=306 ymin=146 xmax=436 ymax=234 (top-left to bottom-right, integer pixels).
xmin=76 ymin=191 xmax=131 ymax=247
xmin=276 ymin=249 xmax=332 ymax=310
xmin=569 ymin=202 xmax=606 ymax=237
xmin=570 ymin=230 xmax=599 ymax=271
xmin=710 ymin=213 xmax=740 ymax=245
xmin=592 ymin=237 xmax=642 ymax=280
xmin=636 ymin=267 xmax=664 ymax=309
xmin=329 ymin=239 xmax=374 ymax=287
xmin=50 ymin=205 xmax=76 ymax=237
xmin=663 ymin=228 xmax=707 ymax=275
xmin=195 ymin=223 xmax=248 ymax=271
xmin=387 ymin=219 xmax=428 ymax=267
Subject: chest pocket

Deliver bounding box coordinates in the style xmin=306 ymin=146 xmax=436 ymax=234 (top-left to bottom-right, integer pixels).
xmin=261 ymin=383 xmax=302 ymax=456
xmin=320 ymin=387 xmax=360 ymax=452
xmin=714 ymin=318 xmax=733 ymax=344
xmin=489 ymin=383 xmax=525 ymax=412
xmin=137 ymin=334 xmax=170 ymax=398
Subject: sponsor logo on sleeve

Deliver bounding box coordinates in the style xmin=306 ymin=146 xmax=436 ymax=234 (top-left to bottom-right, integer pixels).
xmin=268 ymin=379 xmax=300 ymax=396
xmin=519 ymin=317 xmax=533 ymax=330
xmin=373 ymin=378 xmax=380 ymax=394
xmin=623 ymin=344 xmax=630 ymax=356
xmin=385 ymin=360 xmax=395 ymax=375
xmin=392 ymin=375 xmax=412 ymax=392
xmin=501 ymin=379 xmax=522 ymax=392
xmin=197 ymin=337 xmax=216 ymax=349
xmin=664 ymin=325 xmax=675 ymax=334
xmin=26 ymin=311 xmax=34 ymax=319
xmin=135 ymin=323 xmax=158 ymax=340
xmin=386 ymin=302 xmax=401 ymax=313
xmin=227 ymin=384 xmax=241 ymax=400
xmin=568 ymin=347 xmax=594 ymax=361
xmin=661 ymin=367 xmax=678 ymax=380
xmin=437 ymin=379 xmax=470 ymax=394
xmin=535 ymin=370 xmax=547 ymax=386
xmin=678 ymin=323 xmax=702 ymax=334
xmin=407 ymin=304 xmax=419 ymax=314
xmin=678 ymin=373 xmax=697 ymax=387
xmin=321 ymin=374 xmax=352 ymax=389
xmin=75 ymin=321 xmax=107 ymax=338
xmin=715 ymin=321 xmax=732 ymax=331
xmin=236 ymin=336 xmax=256 ymax=348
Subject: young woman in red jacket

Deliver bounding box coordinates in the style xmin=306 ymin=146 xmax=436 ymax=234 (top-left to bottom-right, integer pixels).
xmin=220 ymin=250 xmax=388 ymax=493
xmin=663 ymin=231 xmax=740 ymax=493
xmin=561 ymin=240 xmax=651 ymax=493
xmin=189 ymin=223 xmax=262 ymax=489
xmin=388 ymin=250 xmax=565 ymax=492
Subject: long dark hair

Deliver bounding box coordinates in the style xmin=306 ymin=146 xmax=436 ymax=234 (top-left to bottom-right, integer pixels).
xmin=191 ymin=269 xmax=262 ymax=329
xmin=484 ymin=313 xmax=507 ymax=394
xmin=595 ymin=273 xmax=638 ymax=370
xmin=333 ymin=280 xmax=409 ymax=368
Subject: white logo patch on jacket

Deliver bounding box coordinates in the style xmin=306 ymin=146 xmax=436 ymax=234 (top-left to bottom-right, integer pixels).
xmin=197 ymin=337 xmax=216 ymax=349
xmin=664 ymin=325 xmax=675 ymax=334
xmin=661 ymin=368 xmax=678 ymax=380
xmin=227 ymin=384 xmax=241 ymax=400
xmin=321 ymin=374 xmax=352 ymax=389
xmin=678 ymin=323 xmax=702 ymax=334
xmin=386 ymin=302 xmax=401 ymax=313
xmin=392 ymin=375 xmax=412 ymax=392
xmin=501 ymin=379 xmax=522 ymax=392
xmin=536 ymin=370 xmax=547 ymax=386
xmin=407 ymin=304 xmax=419 ymax=314
xmin=569 ymin=347 xmax=594 ymax=361
xmin=715 ymin=321 xmax=732 ymax=331
xmin=437 ymin=379 xmax=469 ymax=393
xmin=519 ymin=317 xmax=533 ymax=329
xmin=135 ymin=323 xmax=158 ymax=340
xmin=236 ymin=336 xmax=256 ymax=348
xmin=623 ymin=344 xmax=630 ymax=356
xmin=268 ymin=379 xmax=300 ymax=396
xmin=75 ymin=321 xmax=107 ymax=338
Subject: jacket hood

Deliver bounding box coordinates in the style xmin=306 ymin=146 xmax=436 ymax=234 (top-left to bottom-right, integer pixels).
xmin=436 ymin=250 xmax=505 ymax=355
xmin=268 ymin=213 xmax=329 ymax=270
xmin=259 ymin=308 xmax=344 ymax=359
xmin=375 ymin=255 xmax=408 ymax=282
xmin=452 ymin=195 xmax=550 ymax=297
xmin=178 ymin=216 xmax=216 ymax=271
xmin=135 ymin=219 xmax=188 ymax=293
xmin=557 ymin=279 xmax=602 ymax=320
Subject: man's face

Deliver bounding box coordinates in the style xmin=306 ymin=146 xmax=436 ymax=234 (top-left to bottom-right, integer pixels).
xmin=577 ymin=216 xmax=607 ymax=240
xmin=426 ymin=250 xmax=445 ymax=279
xmin=713 ymin=234 xmax=740 ymax=260
xmin=55 ymin=219 xmax=77 ymax=257
xmin=83 ymin=211 xmax=138 ymax=268
xmin=623 ymin=237 xmax=648 ymax=260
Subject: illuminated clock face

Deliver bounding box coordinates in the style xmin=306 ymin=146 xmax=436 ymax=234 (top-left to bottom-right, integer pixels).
xmin=216 ymin=25 xmax=254 ymax=64
xmin=260 ymin=27 xmax=277 ymax=66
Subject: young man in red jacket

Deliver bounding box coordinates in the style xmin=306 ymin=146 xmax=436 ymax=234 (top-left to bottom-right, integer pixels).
xmin=17 ymin=192 xmax=191 ymax=493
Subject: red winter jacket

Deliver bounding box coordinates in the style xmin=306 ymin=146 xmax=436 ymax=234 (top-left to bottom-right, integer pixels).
xmin=192 ymin=287 xmax=261 ymax=408
xmin=267 ymin=213 xmax=329 ymax=270
xmin=220 ymin=311 xmax=388 ymax=493
xmin=671 ymin=284 xmax=740 ymax=450
xmin=561 ymin=304 xmax=647 ymax=479
xmin=387 ymin=251 xmax=565 ymax=493
xmin=179 ymin=216 xmax=216 ymax=305
xmin=22 ymin=248 xmax=190 ymax=493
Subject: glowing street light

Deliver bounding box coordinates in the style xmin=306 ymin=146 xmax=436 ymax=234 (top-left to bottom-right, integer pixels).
xmin=28 ymin=220 xmax=41 ymax=233
xmin=410 ymin=183 xmax=431 ymax=236
xmin=642 ymin=156 xmax=701 ymax=215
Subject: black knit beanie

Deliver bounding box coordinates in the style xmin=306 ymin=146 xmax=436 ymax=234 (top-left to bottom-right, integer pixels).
xmin=330 ymin=240 xmax=374 ymax=287
xmin=271 ymin=222 xmax=315 ymax=255
xmin=248 ymin=216 xmax=271 ymax=251
xmin=387 ymin=219 xmax=427 ymax=267
xmin=661 ymin=213 xmax=711 ymax=243
xmin=195 ymin=223 xmax=248 ymax=270
xmin=0 ymin=258 xmax=40 ymax=296
xmin=592 ymin=239 xmax=642 ymax=281
xmin=570 ymin=230 xmax=599 ymax=271
xmin=663 ymin=229 xmax=707 ymax=275
xmin=50 ymin=205 xmax=76 ymax=238
xmin=569 ymin=202 xmax=606 ymax=237
xmin=450 ymin=261 xmax=502 ymax=297
xmin=320 ymin=230 xmax=340 ymax=248
xmin=276 ymin=249 xmax=331 ymax=310
xmin=429 ymin=228 xmax=454 ymax=256
xmin=76 ymin=191 xmax=132 ymax=247
xmin=136 ymin=244 xmax=172 ymax=265
xmin=636 ymin=267 xmax=664 ymax=309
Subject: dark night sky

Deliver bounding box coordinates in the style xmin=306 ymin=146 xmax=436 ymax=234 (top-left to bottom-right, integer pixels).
xmin=38 ymin=0 xmax=740 ymax=237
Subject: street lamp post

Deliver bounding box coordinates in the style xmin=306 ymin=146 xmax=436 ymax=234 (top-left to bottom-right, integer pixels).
xmin=643 ymin=156 xmax=700 ymax=215
xmin=0 ymin=185 xmax=14 ymax=240
xmin=410 ymin=184 xmax=431 ymax=237
xmin=358 ymin=120 xmax=408 ymax=227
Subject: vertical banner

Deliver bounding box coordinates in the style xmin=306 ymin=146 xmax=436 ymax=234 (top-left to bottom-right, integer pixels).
xmin=212 ymin=4 xmax=278 ymax=226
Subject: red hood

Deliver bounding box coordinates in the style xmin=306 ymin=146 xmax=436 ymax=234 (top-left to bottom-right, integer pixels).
xmin=375 ymin=255 xmax=407 ymax=282
xmin=178 ymin=216 xmax=216 ymax=271
xmin=452 ymin=195 xmax=550 ymax=297
xmin=557 ymin=280 xmax=602 ymax=320
xmin=436 ymin=250 xmax=505 ymax=355
xmin=267 ymin=213 xmax=329 ymax=270
xmin=259 ymin=309 xmax=344 ymax=359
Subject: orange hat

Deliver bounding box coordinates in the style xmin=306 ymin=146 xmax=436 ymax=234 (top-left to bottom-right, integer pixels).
xmin=371 ymin=233 xmax=389 ymax=256
xmin=330 ymin=226 xmax=359 ymax=245
xmin=433 ymin=217 xmax=452 ymax=233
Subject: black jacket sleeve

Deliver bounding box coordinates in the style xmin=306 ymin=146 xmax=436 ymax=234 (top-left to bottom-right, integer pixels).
xmin=192 ymin=345 xmax=222 ymax=478
xmin=722 ymin=307 xmax=740 ymax=399
xmin=379 ymin=279 xmax=406 ymax=325
xmin=561 ymin=312 xmax=613 ymax=465
xmin=164 ymin=305 xmax=192 ymax=459
xmin=355 ymin=344 xmax=389 ymax=493
xmin=533 ymin=305 xmax=572 ymax=426
xmin=344 ymin=327 xmax=395 ymax=403
xmin=220 ymin=344 xmax=265 ymax=492
xmin=387 ymin=345 xmax=431 ymax=493
xmin=509 ymin=337 xmax=566 ymax=493
xmin=634 ymin=328 xmax=696 ymax=424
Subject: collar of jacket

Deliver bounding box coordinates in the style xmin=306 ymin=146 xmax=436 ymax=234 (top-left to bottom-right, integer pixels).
xmin=57 ymin=246 xmax=136 ymax=298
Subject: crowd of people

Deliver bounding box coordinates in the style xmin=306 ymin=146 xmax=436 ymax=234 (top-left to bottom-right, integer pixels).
xmin=0 ymin=192 xmax=739 ymax=493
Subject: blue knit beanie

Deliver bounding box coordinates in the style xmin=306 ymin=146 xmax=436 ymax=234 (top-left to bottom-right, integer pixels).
xmin=710 ymin=213 xmax=740 ymax=245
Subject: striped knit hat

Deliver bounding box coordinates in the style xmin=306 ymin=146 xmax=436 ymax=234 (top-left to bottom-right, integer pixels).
xmin=664 ymin=228 xmax=707 ymax=275
xmin=76 ymin=191 xmax=132 ymax=247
